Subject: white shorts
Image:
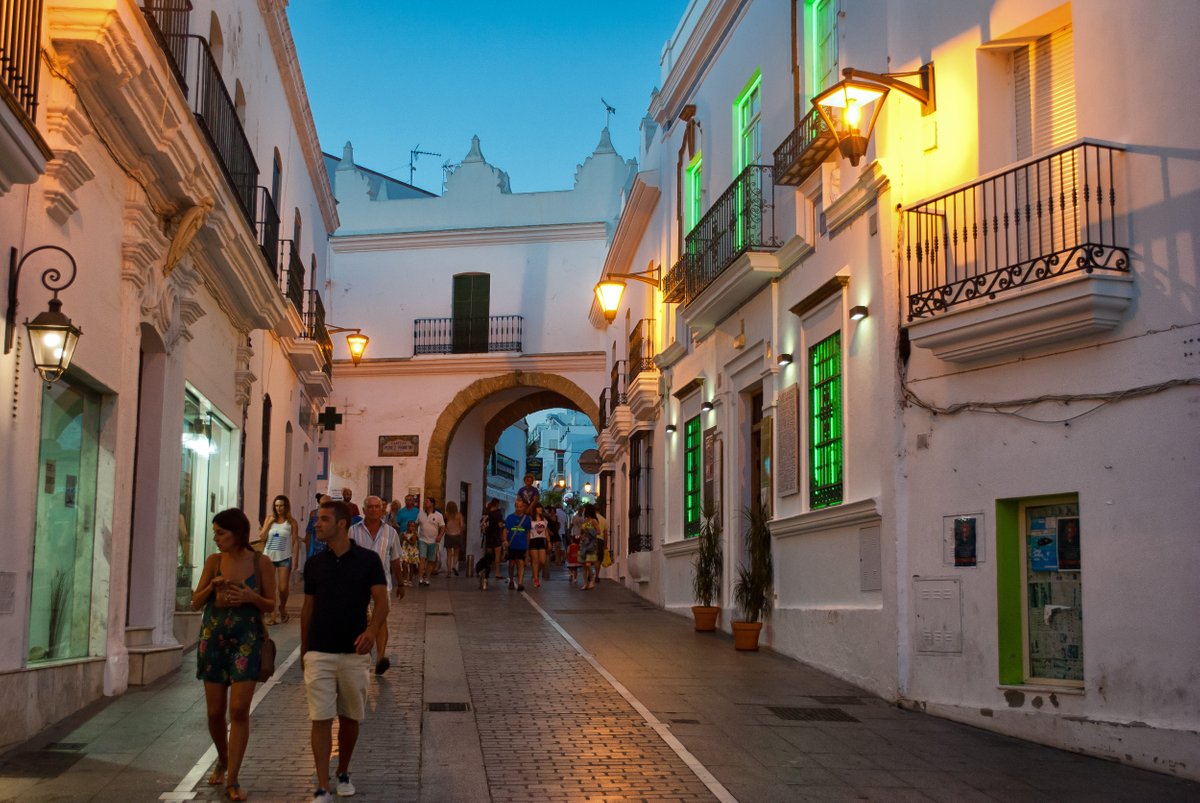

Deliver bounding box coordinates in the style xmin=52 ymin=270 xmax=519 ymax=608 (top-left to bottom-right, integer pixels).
xmin=303 ymin=651 xmax=371 ymax=721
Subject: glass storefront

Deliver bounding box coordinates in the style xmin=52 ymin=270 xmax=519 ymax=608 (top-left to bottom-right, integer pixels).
xmin=28 ymin=378 xmax=101 ymax=663
xmin=176 ymin=386 xmax=238 ymax=610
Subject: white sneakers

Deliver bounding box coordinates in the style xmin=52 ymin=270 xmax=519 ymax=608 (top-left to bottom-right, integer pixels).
xmin=336 ymin=773 xmax=355 ymax=796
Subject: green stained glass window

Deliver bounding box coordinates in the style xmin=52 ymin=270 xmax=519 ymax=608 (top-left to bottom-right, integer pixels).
xmin=684 ymin=415 xmax=702 ymax=537
xmin=809 ymin=332 xmax=843 ymax=509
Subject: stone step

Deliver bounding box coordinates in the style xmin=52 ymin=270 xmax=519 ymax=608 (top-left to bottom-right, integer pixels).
xmin=126 ymin=643 xmax=182 ymax=686
xmin=124 ymin=625 xmax=155 ymax=647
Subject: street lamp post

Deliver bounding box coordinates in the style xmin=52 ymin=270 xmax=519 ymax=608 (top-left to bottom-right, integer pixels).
xmin=6 ymin=245 xmax=82 ymax=383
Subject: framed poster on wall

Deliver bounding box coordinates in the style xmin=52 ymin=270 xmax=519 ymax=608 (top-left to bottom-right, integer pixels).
xmin=378 ymin=435 xmax=419 ymax=457
xmin=943 ymin=512 xmax=985 ymax=567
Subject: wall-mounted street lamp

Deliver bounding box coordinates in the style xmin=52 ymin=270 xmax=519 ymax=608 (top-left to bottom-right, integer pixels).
xmin=6 ymin=245 xmax=81 ymax=383
xmin=777 ymin=352 xmax=794 ymax=366
xmin=813 ymin=64 xmax=935 ymax=166
xmin=849 ymin=305 xmax=870 ymax=321
xmin=665 ymin=423 xmax=677 ymax=434
xmin=583 ymin=482 xmax=593 ymax=494
xmin=594 ymin=261 xmax=661 ymax=324
xmin=327 ymin=325 xmax=369 ymax=366
xmin=701 ymin=400 xmax=714 ymax=412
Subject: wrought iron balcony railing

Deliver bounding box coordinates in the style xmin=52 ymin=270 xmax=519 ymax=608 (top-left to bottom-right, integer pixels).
xmin=1 ymin=0 xmax=45 ymax=123
xmin=773 ymin=106 xmax=837 ymax=187
xmin=609 ymin=359 xmax=627 ymax=417
xmin=597 ymin=388 xmax=609 ymax=432
xmin=662 ymin=254 xmax=687 ymax=304
xmin=304 ymin=289 xmax=333 ymax=376
xmin=627 ymin=319 xmax=655 ymax=382
xmin=177 ymin=34 xmax=258 ymax=228
xmin=277 ymin=239 xmax=305 ymax=318
xmin=904 ymin=142 xmax=1128 ymax=320
xmin=256 ymin=186 xmax=280 ymax=276
xmin=682 ymin=164 xmax=780 ymax=306
xmin=140 ymin=1 xmax=191 ymax=96
xmin=413 ymin=315 xmax=522 ymax=355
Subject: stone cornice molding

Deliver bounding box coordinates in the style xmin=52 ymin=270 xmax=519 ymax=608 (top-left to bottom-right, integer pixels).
xmin=331 ymin=222 xmax=609 ymax=252
xmin=257 ymin=0 xmax=339 ymax=233
xmin=771 ymin=498 xmax=882 ymax=540
xmin=651 ymin=0 xmax=749 ymax=129
xmin=122 ymin=195 xmax=165 ymax=291
xmin=42 ymin=101 xmax=95 ymax=223
xmin=334 ymin=351 xmax=607 ymax=379
xmin=825 ymin=160 xmax=890 ymax=235
xmin=47 ymin=1 xmax=285 ymax=335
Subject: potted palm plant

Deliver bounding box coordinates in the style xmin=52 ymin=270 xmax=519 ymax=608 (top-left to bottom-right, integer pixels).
xmin=690 ymin=505 xmax=722 ymax=631
xmin=731 ymin=501 xmax=773 ymax=650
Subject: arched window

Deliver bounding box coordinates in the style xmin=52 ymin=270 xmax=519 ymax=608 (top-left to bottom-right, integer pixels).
xmin=271 ymin=148 xmax=283 ymax=204
xmin=208 ymin=12 xmax=224 ymax=73
xmin=258 ymin=394 xmax=272 ymax=523
xmin=234 ymin=79 xmax=246 ymax=125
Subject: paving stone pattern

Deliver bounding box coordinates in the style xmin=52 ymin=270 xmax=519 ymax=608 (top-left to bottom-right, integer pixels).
xmin=2 ymin=566 xmax=1199 ymax=802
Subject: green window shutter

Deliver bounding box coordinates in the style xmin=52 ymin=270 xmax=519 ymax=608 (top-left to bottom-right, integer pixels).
xmin=809 ymin=332 xmax=843 ymax=508
xmin=452 ymin=273 xmax=490 ymax=353
xmin=684 ymin=415 xmax=702 ymax=537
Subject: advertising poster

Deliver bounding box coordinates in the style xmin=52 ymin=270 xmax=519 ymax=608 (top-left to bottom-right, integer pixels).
xmin=1029 ymin=529 xmax=1058 ymax=571
xmin=1057 ymin=517 xmax=1081 ymax=571
xmin=952 ymin=517 xmax=977 ymax=567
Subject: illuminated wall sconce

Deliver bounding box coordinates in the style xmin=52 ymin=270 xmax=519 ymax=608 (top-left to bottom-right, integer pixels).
xmin=777 ymin=352 xmax=793 ymax=366
xmin=327 ymin=325 xmax=370 ymax=365
xmin=665 ymin=423 xmax=677 ymax=434
xmin=594 ymin=261 xmax=661 ymax=324
xmin=701 ymin=400 xmax=714 ymax=412
xmin=849 ymin=305 xmax=870 ymax=321
xmin=813 ymin=63 xmax=935 ymax=166
xmin=6 ymin=245 xmax=82 ymax=383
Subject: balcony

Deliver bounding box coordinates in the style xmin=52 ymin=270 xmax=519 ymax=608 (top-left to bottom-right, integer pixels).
xmin=607 ymin=359 xmax=633 ymax=445
xmin=413 ymin=315 xmax=523 ymax=355
xmin=256 ymin=186 xmax=280 ymax=278
xmin=904 ymin=141 xmax=1131 ymax=362
xmin=595 ymin=388 xmax=615 ymax=463
xmin=0 ymin=0 xmax=53 ymax=192
xmin=662 ymin=253 xmax=687 ymax=304
xmin=773 ymin=106 xmax=836 ymax=187
xmin=300 ymin=290 xmax=334 ymax=397
xmin=626 ymin=319 xmax=659 ymax=422
xmin=275 ymin=238 xmax=305 ymax=338
xmin=141 ymin=1 xmax=191 ymax=95
xmin=678 ymin=164 xmax=782 ymax=335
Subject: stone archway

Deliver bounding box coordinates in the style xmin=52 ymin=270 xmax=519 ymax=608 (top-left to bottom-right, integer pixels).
xmin=424 ymin=372 xmax=599 ymax=503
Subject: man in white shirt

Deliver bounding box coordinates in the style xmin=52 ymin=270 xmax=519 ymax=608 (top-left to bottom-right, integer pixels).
xmin=416 ymin=495 xmax=446 ymax=586
xmin=349 ymin=495 xmax=404 ymax=674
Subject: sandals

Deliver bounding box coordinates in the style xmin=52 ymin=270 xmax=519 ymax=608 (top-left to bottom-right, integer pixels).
xmin=264 ymin=613 xmax=277 ymax=626
xmin=225 ymin=782 xmax=247 ymax=800
xmin=207 ymin=761 xmax=227 ymax=786
xmin=278 ymin=610 xmax=290 ymax=623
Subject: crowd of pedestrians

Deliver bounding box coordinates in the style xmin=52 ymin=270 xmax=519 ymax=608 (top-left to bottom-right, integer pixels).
xmin=192 ymin=481 xmax=605 ymax=799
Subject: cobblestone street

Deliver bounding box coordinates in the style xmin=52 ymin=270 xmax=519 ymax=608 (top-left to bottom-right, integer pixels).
xmin=1 ymin=567 xmax=1197 ymax=802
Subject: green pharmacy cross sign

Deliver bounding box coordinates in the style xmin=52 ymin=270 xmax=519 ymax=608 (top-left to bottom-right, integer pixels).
xmin=318 ymin=406 xmax=343 ymax=431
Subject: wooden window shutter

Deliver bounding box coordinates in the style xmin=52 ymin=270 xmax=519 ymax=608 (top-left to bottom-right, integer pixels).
xmin=452 ymin=273 xmax=490 ymax=353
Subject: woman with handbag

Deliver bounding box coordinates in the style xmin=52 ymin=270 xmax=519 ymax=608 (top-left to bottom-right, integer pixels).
xmin=192 ymin=508 xmax=276 ymax=801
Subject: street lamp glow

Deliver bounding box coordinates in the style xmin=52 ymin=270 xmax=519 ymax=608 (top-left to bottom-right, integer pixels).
xmin=345 ymin=331 xmax=369 ymax=365
xmin=594 ymin=279 xmax=625 ymax=323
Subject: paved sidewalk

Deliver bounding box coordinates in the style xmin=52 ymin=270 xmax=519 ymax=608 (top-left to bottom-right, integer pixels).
xmin=0 ymin=565 xmax=1197 ymax=802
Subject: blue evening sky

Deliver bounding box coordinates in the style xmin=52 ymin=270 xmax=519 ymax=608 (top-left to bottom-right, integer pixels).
xmin=288 ymin=1 xmax=690 ymax=195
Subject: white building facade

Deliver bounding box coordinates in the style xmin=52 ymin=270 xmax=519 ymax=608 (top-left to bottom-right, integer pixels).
xmin=0 ymin=0 xmax=336 ymax=749
xmin=325 ymin=133 xmax=633 ymax=523
xmin=596 ymin=0 xmax=1200 ymax=780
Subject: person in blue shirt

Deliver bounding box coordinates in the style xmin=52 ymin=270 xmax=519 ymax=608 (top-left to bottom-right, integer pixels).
xmin=394 ymin=494 xmax=420 ymax=538
xmin=503 ymin=498 xmax=532 ymax=591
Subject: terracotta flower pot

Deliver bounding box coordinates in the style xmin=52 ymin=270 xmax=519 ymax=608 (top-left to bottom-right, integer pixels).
xmin=691 ymin=605 xmax=720 ymax=632
xmin=731 ymin=620 xmax=763 ymax=651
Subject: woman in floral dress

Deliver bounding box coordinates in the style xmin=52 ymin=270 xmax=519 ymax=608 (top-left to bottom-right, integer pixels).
xmin=192 ymin=508 xmax=276 ymax=800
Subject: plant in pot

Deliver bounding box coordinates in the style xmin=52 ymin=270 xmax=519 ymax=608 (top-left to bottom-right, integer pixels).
xmin=731 ymin=501 xmax=773 ymax=650
xmin=691 ymin=505 xmax=722 ymax=631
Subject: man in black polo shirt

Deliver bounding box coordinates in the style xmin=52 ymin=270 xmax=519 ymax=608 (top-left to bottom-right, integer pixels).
xmin=302 ymin=500 xmax=388 ymax=801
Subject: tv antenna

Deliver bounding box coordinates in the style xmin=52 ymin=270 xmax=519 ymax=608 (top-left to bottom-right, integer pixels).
xmin=601 ymin=97 xmax=616 ymax=128
xmin=409 ymin=144 xmax=442 ymax=185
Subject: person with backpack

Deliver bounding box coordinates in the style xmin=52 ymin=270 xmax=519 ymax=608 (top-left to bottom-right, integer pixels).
xmin=503 ymin=499 xmax=531 ymax=591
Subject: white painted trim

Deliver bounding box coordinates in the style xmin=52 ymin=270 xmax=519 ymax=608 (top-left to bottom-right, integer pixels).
xmin=771 ymin=498 xmax=882 ymax=539
xmin=331 ymin=222 xmax=608 ymax=252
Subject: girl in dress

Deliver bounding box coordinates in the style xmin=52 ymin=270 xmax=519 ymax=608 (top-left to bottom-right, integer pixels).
xmin=527 ymin=503 xmax=551 ymax=589
xmin=401 ymin=520 xmax=420 ymax=586
xmin=578 ymin=504 xmax=601 ymax=590
xmin=192 ymin=508 xmax=275 ymax=801
xmin=258 ymin=495 xmax=299 ymax=623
